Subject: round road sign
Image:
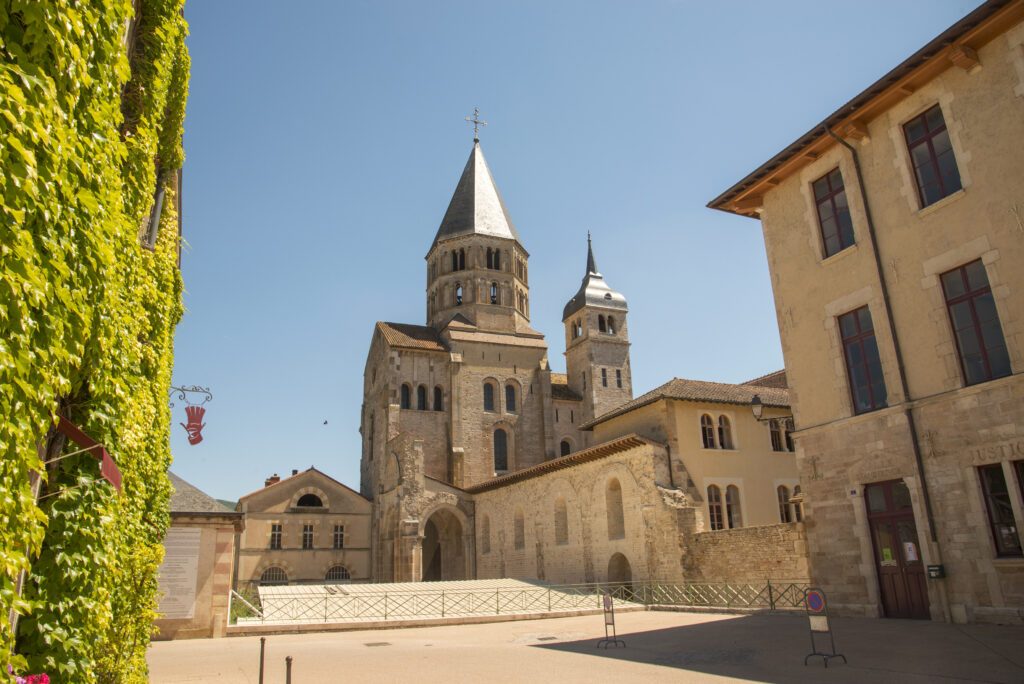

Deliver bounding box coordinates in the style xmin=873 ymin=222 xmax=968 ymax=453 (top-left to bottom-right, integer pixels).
xmin=806 ymin=589 xmax=826 ymax=613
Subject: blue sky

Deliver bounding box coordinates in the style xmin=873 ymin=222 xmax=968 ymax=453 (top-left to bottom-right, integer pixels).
xmin=172 ymin=0 xmax=978 ymax=501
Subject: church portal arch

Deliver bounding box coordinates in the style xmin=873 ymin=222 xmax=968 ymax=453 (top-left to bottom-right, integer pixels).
xmin=420 ymin=504 xmax=469 ymax=581
xmin=607 ymin=553 xmax=632 ymax=587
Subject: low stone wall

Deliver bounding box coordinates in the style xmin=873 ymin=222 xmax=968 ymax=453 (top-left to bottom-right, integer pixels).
xmin=685 ymin=522 xmax=808 ymax=582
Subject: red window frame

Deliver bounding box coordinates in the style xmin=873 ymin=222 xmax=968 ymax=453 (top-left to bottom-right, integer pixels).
xmin=903 ymin=104 xmax=962 ymax=207
xmin=812 ymin=168 xmax=854 ymax=258
xmin=941 ymin=260 xmax=1011 ymax=386
xmin=839 ymin=306 xmax=887 ymax=414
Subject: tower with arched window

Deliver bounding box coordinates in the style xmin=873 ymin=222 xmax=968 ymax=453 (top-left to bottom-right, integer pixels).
xmin=562 ymin=234 xmax=633 ymax=426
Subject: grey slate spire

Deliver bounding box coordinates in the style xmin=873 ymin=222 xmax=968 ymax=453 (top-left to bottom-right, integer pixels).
xmin=430 ymin=142 xmax=520 ymax=251
xmin=562 ymin=234 xmax=628 ymax=321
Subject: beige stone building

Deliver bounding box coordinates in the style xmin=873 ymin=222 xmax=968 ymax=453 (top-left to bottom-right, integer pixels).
xmin=234 ymin=468 xmax=371 ymax=587
xmin=155 ymin=473 xmax=243 ymax=640
xmin=361 ymin=134 xmax=805 ymax=586
xmin=710 ymin=0 xmax=1024 ymax=623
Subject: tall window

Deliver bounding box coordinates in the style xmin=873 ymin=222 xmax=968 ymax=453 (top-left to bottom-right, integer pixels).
xmin=554 ymin=497 xmax=569 ymax=545
xmin=770 ymin=420 xmax=784 ymax=452
xmin=505 ymin=384 xmax=516 ymax=413
xmin=812 ymin=168 xmax=854 ymax=257
xmin=325 ymin=565 xmax=350 ymax=582
xmin=490 ymin=282 xmax=499 ymax=304
xmin=302 ymin=524 xmax=314 ymax=550
xmin=607 ymin=316 xmax=616 ymax=334
xmin=560 ymin=440 xmax=571 ymax=456
xmin=725 ymin=485 xmax=742 ymax=529
xmin=601 ymin=368 xmax=608 ymax=387
xmin=778 ymin=485 xmax=792 ymax=523
xmin=701 ymin=414 xmax=716 ymax=449
xmin=606 ymin=478 xmax=625 ymax=540
xmin=493 ymin=428 xmax=508 ymax=472
xmin=455 ymin=283 xmax=463 ymax=305
xmin=481 ymin=515 xmax=491 ymax=554
xmin=941 ymin=260 xmax=1011 ymax=386
xmin=793 ymin=485 xmax=803 ymax=522
xmin=979 ymin=464 xmax=1022 ymax=557
xmin=416 ymin=384 xmax=427 ymax=410
xmin=400 ymin=384 xmax=411 ymax=409
xmin=839 ymin=306 xmax=887 ymax=413
xmin=269 ymin=523 xmax=282 ymax=550
xmin=433 ymin=386 xmax=443 ymax=411
xmin=333 ymin=524 xmax=345 ymax=550
xmin=514 ymin=509 xmax=525 ymax=550
xmin=718 ymin=416 xmax=734 ymax=449
xmin=598 ymin=315 xmax=607 ymax=332
xmin=707 ymin=485 xmax=724 ymax=531
xmin=483 ymin=382 xmax=496 ymax=412
xmin=784 ymin=419 xmax=795 ymax=452
xmin=903 ymin=104 xmax=962 ymax=208
xmin=616 ymin=369 xmax=622 ymax=388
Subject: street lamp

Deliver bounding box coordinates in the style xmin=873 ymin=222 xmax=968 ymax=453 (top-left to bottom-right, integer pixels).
xmin=751 ymin=394 xmax=764 ymax=422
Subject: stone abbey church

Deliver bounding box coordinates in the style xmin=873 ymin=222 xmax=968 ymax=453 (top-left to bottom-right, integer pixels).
xmin=360 ymin=140 xmax=803 ymax=585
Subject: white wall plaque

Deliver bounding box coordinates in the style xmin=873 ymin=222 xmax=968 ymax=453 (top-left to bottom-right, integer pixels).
xmin=157 ymin=527 xmax=202 ymax=620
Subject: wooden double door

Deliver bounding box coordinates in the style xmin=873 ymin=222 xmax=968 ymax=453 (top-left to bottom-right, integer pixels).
xmin=865 ymin=480 xmax=930 ymax=619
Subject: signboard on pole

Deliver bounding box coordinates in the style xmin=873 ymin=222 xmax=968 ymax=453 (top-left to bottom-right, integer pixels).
xmin=596 ymin=591 xmax=625 ymax=649
xmin=803 ymin=587 xmax=846 ymax=668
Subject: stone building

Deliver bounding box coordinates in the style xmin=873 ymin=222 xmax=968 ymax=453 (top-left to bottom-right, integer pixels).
xmin=709 ymin=0 xmax=1024 ymax=623
xmin=155 ymin=473 xmax=243 ymax=640
xmin=361 ymin=136 xmax=805 ymax=585
xmin=234 ymin=468 xmax=371 ymax=587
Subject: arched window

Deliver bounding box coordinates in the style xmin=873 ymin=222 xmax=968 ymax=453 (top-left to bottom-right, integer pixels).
xmin=793 ymin=485 xmax=804 ymax=522
xmin=598 ymin=315 xmax=607 ymax=333
xmin=560 ymin=440 xmax=571 ymax=456
xmin=514 ymin=508 xmax=525 ymax=550
xmin=701 ymin=414 xmax=716 ymax=449
xmin=451 ymin=251 xmax=458 ymax=271
xmin=325 ymin=565 xmax=351 ymax=582
xmin=400 ymin=383 xmax=411 ymax=409
xmin=490 ymin=282 xmax=499 ymax=304
xmin=606 ymin=478 xmax=625 ymax=540
xmin=494 ymin=428 xmax=508 ymax=472
xmin=260 ymin=567 xmax=288 ymax=585
xmin=554 ymin=497 xmax=569 ymax=545
xmin=455 ymin=283 xmax=463 ymax=305
xmin=486 ymin=247 xmax=493 ymax=269
xmin=481 ymin=515 xmax=491 ymax=554
xmin=607 ymin=316 xmax=616 ymax=334
xmin=458 ymin=248 xmax=466 ymax=271
xmin=493 ymin=249 xmax=500 ymax=270
xmin=297 ymin=493 xmax=323 ymax=508
xmin=707 ymin=485 xmax=724 ymax=531
xmin=770 ymin=420 xmax=783 ymax=451
xmin=505 ymin=383 xmax=516 ymax=413
xmin=777 ymin=485 xmax=792 ymax=523
xmin=718 ymin=416 xmax=734 ymax=449
xmin=433 ymin=386 xmax=443 ymax=411
xmin=483 ymin=382 xmax=496 ymax=412
xmin=417 ymin=385 xmax=427 ymax=410
xmin=784 ymin=419 xmax=795 ymax=452
xmin=726 ymin=485 xmax=742 ymax=529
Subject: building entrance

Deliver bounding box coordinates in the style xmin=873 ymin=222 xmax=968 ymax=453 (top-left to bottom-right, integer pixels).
xmin=865 ymin=480 xmax=929 ymax=619
xmin=421 ymin=508 xmax=467 ymax=582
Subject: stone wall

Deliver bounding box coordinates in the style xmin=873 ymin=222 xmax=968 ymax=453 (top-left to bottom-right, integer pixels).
xmin=684 ymin=522 xmax=809 ymax=583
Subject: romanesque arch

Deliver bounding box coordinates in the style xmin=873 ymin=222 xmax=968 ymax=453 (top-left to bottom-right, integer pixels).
xmin=419 ymin=503 xmax=470 ymax=581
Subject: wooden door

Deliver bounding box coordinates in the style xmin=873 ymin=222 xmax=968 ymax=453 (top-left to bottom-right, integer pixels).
xmin=865 ymin=480 xmax=930 ymax=619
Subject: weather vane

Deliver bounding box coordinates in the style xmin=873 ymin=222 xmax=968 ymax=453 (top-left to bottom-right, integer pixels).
xmin=465 ymin=107 xmax=487 ymax=142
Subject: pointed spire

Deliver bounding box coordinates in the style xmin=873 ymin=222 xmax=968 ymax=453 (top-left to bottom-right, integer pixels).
xmin=586 ymin=231 xmax=598 ymax=275
xmin=430 ymin=142 xmax=520 ymax=251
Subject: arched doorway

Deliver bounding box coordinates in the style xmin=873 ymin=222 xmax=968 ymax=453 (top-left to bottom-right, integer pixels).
xmin=421 ymin=507 xmax=467 ymax=581
xmin=607 ymin=553 xmax=632 ymax=586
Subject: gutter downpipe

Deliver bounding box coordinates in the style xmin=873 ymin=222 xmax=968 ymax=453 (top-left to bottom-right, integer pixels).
xmin=825 ymin=127 xmax=946 ymax=610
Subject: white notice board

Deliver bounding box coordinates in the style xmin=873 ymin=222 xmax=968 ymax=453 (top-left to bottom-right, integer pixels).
xmin=157 ymin=527 xmax=202 ymax=619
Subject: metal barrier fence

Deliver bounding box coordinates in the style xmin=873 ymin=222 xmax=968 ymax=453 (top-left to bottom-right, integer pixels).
xmin=229 ymin=579 xmax=810 ymax=625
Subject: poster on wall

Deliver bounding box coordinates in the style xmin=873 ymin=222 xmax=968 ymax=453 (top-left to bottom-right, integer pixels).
xmin=157 ymin=527 xmax=202 ymax=619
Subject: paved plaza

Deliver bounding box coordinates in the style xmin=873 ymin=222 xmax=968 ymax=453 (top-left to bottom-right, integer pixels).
xmin=148 ymin=610 xmax=1024 ymax=683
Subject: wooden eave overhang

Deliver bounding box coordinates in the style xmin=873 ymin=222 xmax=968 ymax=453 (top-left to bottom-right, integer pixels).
xmin=707 ymin=0 xmax=1023 ymax=218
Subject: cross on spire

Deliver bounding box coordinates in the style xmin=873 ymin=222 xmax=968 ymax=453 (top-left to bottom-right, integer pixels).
xmin=465 ymin=107 xmax=487 ymax=142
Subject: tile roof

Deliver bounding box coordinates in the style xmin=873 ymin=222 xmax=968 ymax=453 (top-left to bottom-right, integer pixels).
xmin=550 ymin=372 xmax=582 ymax=401
xmin=465 ymin=434 xmax=660 ymax=493
xmin=581 ymin=376 xmax=790 ymax=430
xmin=376 ymin=322 xmax=447 ymax=352
xmin=742 ymin=369 xmax=787 ymax=389
xmin=169 ymin=472 xmax=236 ymax=515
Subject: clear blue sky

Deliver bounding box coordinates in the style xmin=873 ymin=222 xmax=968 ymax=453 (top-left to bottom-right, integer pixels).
xmin=172 ymin=0 xmax=978 ymax=501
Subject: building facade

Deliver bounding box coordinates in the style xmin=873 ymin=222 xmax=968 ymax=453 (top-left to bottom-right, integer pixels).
xmin=234 ymin=468 xmax=371 ymax=587
xmin=361 ymin=137 xmax=805 ymax=586
xmin=710 ymin=0 xmax=1024 ymax=624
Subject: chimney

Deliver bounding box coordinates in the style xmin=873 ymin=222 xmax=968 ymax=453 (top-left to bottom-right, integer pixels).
xmin=264 ymin=473 xmax=280 ymax=487
xmin=291 ymin=469 xmax=299 ymax=476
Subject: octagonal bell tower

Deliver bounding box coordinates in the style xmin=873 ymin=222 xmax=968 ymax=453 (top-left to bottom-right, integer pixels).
xmin=425 ymin=140 xmax=531 ymax=334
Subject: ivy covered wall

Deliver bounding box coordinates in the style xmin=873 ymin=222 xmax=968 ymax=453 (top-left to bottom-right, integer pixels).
xmin=1 ymin=1 xmax=189 ymax=681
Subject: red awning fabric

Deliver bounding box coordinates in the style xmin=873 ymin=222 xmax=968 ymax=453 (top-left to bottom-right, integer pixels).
xmin=56 ymin=416 xmax=122 ymax=493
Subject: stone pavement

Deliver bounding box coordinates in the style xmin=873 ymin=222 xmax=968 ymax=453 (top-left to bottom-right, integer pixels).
xmin=148 ymin=610 xmax=1024 ymax=683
